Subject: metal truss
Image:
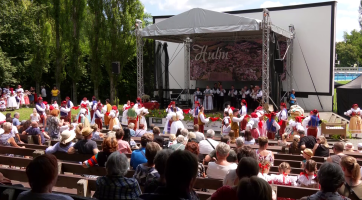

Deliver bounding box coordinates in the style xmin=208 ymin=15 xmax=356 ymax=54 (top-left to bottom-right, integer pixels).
xmin=136 ymin=20 xmax=144 ymax=97
xmin=262 ymin=9 xmax=270 ymax=105
xmin=287 ymin=25 xmax=295 ymax=93
xmin=183 ymin=37 xmax=192 ymax=101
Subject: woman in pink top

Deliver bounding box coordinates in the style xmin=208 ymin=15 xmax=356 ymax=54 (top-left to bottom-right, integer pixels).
xmin=115 ymin=128 xmax=132 ymax=153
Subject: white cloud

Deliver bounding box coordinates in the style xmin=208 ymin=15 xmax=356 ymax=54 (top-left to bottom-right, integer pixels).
xmin=260 ymin=1 xmax=283 ymax=8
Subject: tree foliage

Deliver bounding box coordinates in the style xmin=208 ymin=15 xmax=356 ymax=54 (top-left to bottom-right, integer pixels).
xmin=337 ymin=30 xmax=362 ymax=67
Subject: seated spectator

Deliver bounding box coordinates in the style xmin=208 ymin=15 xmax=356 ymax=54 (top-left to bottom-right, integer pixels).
xmin=181 ymin=128 xmax=189 ymax=143
xmin=91 ymin=124 xmax=104 ymax=140
xmin=289 ymin=135 xmax=300 ymax=155
xmin=128 ymin=123 xmax=136 ymax=136
xmin=301 ymin=162 xmax=347 ymax=200
xmin=139 ymin=150 xmax=199 ymax=200
xmin=144 ymin=149 xmax=173 ymax=193
xmin=212 ymin=157 xmax=259 ymax=200
xmin=297 ymin=159 xmax=318 ymax=188
xmin=187 ymin=132 xmax=197 ymax=143
xmin=223 ymin=146 xmax=257 ymax=186
xmin=130 ymin=133 xmax=153 ymax=169
xmin=148 ymin=124 xmax=155 ymax=133
xmin=83 ymin=137 xmax=118 ymax=167
xmin=194 ymin=124 xmax=205 ymax=142
xmin=199 ymin=129 xmax=219 ymax=155
xmin=168 ymin=134 xmax=177 ymax=147
xmin=358 ymin=143 xmax=362 ymax=153
xmin=8 ymin=117 xmax=19 ymax=138
xmin=133 ymin=142 xmax=162 ymax=186
xmin=0 ymin=122 xmax=24 ymax=148
xmin=21 ymin=121 xmax=49 ymax=145
xmin=75 ymin=123 xmax=84 ymax=140
xmin=68 ymin=127 xmax=99 ymax=155
xmin=116 ymin=128 xmax=132 ymax=153
xmin=312 ymin=135 xmax=330 ymax=157
xmin=301 ymin=148 xmax=313 ymax=169
xmin=68 ymin=124 xmax=75 ymax=135
xmin=344 ymin=142 xmax=355 ymax=152
xmin=185 ymin=140 xmax=205 ymax=178
xmin=244 ymin=130 xmax=255 ymax=145
xmin=327 ymin=142 xmax=345 ymax=164
xmin=169 ymin=135 xmax=185 ymax=151
xmin=94 ymin=151 xmax=141 ymax=200
xmin=175 ymin=128 xmax=182 ymax=137
xmin=153 ymin=126 xmax=165 ymax=148
xmin=123 ymin=127 xmax=137 ymax=148
xmin=271 ymin=162 xmax=297 ymax=186
xmin=235 ymin=137 xmax=244 ymax=149
xmin=135 ymin=125 xmax=146 ymax=137
xmin=207 ymin=142 xmax=238 ymax=179
xmin=45 ymin=130 xmax=75 ymax=154
xmin=46 ymin=108 xmax=64 ymax=139
xmin=18 ymin=120 xmax=31 ymax=134
xmin=17 ymin=154 xmax=73 ymax=200
xmin=205 ymin=136 xmax=237 ymax=163
xmin=298 ymin=130 xmax=317 ymax=150
xmin=257 ymin=160 xmax=273 ymax=183
xmin=277 ymin=133 xmax=290 ymax=147
xmin=256 ymin=137 xmax=274 ymax=166
xmin=237 ymin=176 xmax=273 ymax=200
xmin=30 ymin=109 xmax=41 ymax=123
xmin=338 ymin=156 xmax=362 ymax=199
xmin=13 ymin=112 xmax=21 ymax=127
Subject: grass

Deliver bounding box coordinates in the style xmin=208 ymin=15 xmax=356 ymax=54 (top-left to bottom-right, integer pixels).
xmin=336 ymin=80 xmax=350 ymax=84
xmin=1 ymin=106 xmax=80 ymax=121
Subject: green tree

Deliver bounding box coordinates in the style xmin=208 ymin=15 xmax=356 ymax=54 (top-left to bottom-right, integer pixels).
xmin=336 ymin=42 xmax=359 ymax=67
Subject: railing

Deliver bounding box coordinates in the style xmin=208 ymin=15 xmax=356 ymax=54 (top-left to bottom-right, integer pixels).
xmin=335 ymin=67 xmax=362 ymax=72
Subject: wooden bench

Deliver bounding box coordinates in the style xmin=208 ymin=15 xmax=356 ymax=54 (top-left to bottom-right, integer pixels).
xmin=274 ymin=159 xmax=323 ymax=168
xmin=274 ymin=154 xmax=325 ymax=163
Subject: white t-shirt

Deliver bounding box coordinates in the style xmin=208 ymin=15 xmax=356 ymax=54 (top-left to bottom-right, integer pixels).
xmin=223 ymin=169 xmax=237 ymax=186
xmin=199 ymin=138 xmax=219 ymax=155
xmin=207 ymin=162 xmax=237 ymax=179
xmin=41 ymin=88 xmax=47 ymax=97
xmin=194 ymin=131 xmax=205 ymax=142
xmin=30 ymin=113 xmax=40 ymax=122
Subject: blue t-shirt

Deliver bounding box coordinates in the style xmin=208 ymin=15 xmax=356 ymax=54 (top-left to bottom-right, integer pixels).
xmin=130 ymin=147 xmax=147 ymax=169
xmin=17 ymin=190 xmax=73 ymax=200
xmin=290 ymin=94 xmax=296 ymax=104
xmin=13 ymin=118 xmax=21 ymax=126
xmin=26 ymin=127 xmax=45 ymax=144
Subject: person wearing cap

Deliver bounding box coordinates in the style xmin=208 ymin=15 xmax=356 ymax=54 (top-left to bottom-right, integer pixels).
xmin=51 ymin=86 xmax=60 ymax=103
xmin=198 ymin=105 xmax=209 ymax=134
xmin=204 ymin=85 xmax=214 ymax=111
xmin=231 ymin=109 xmax=244 ymax=138
xmin=289 ymin=89 xmax=296 ymax=108
xmin=65 ymin=96 xmax=74 ymax=122
xmin=68 ymin=127 xmax=99 ymax=155
xmin=35 ymin=97 xmax=47 ymax=125
xmin=189 ymin=100 xmax=200 ymax=125
xmin=60 ymin=101 xmax=71 ymax=122
xmin=45 ymin=130 xmax=75 ymax=154
xmin=240 ymin=99 xmax=248 ymax=117
xmin=304 ymin=109 xmax=321 ymax=138
xmin=80 ymin=97 xmax=90 ymax=109
xmin=344 ymin=104 xmax=362 ymax=135
xmin=90 ymin=96 xmax=98 ymax=120
xmin=265 ymin=112 xmax=280 ymax=140
xmin=193 ymin=87 xmax=203 ymax=107
xmin=277 ymin=102 xmax=288 ymax=136
xmin=358 ymin=143 xmax=362 ymax=153
xmin=104 ymin=99 xmax=112 ymax=129
xmin=301 ymin=148 xmax=313 ymax=169
xmin=92 ymin=103 xmax=104 ymax=129
xmin=222 ymin=111 xmax=231 ymax=136
xmin=109 ymin=106 xmax=120 ymax=131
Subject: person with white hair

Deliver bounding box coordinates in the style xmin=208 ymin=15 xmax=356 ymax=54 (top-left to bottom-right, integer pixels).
xmin=180 ymin=128 xmax=189 ymax=142
xmin=199 ymin=129 xmax=219 ymax=155
xmin=170 ymin=135 xmax=186 ymax=150
xmin=94 ymin=151 xmax=141 ymax=199
xmin=170 ymin=112 xmax=185 ymax=135
xmin=235 ymin=137 xmax=244 ymax=148
xmin=207 ymin=142 xmax=237 ymax=179
xmin=0 ymin=122 xmax=24 ymax=148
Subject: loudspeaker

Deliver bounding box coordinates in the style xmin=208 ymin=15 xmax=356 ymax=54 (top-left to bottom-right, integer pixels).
xmin=112 ymin=62 xmax=120 ymax=74
xmin=275 ymin=59 xmax=284 ymax=74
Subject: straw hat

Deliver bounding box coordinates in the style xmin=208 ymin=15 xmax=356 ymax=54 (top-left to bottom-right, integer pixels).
xmin=60 ymin=130 xmax=75 ymax=145
xmin=82 ymin=127 xmax=92 ymax=137
xmin=301 ymin=148 xmax=313 ymax=157
xmin=345 ymin=143 xmax=354 ymax=151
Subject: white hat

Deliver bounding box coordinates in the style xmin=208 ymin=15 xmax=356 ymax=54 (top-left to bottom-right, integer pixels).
xmin=293 ymin=135 xmax=300 ymax=140
xmin=358 ymin=143 xmax=362 ymax=149
xmin=60 ymin=130 xmax=75 ymax=145
xmin=345 ymin=143 xmax=354 ymax=151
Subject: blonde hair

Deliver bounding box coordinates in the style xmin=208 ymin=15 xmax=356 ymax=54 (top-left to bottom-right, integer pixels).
xmin=128 ymin=123 xmax=135 ymax=129
xmin=341 ymin=156 xmax=361 ymax=181
xmin=278 ymin=162 xmax=291 ymax=174
xmin=259 ymin=160 xmax=271 ymax=174
xmin=33 ymin=108 xmax=37 ymax=114
xmin=304 ymin=159 xmax=317 ymax=174
xmin=3 ymin=122 xmax=12 ymax=132
xmin=169 ymin=134 xmax=176 ymax=141
xmin=258 ymin=137 xmax=268 ymax=147
xmin=318 ymin=136 xmax=329 ymax=148
xmin=282 ymin=133 xmax=288 ymax=140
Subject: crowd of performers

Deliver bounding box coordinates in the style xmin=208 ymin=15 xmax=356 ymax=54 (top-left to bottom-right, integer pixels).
xmin=0 ymin=85 xmax=31 ymax=111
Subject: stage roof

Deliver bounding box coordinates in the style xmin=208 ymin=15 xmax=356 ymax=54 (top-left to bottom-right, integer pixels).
xmin=140 ymin=8 xmax=291 ymax=43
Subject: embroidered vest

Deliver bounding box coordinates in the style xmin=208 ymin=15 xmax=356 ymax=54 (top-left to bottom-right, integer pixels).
xmin=60 ymin=106 xmax=68 ymax=117
xmin=194 ymin=107 xmax=199 ymax=117
xmin=198 ymin=112 xmax=205 ymax=125
xmin=308 ymin=115 xmax=320 ymax=127
xmin=36 ymin=103 xmax=45 ymax=115
xmin=230 ymin=115 xmax=239 ymax=130
xmin=95 ymin=110 xmax=102 ymax=119
xmin=266 ymin=119 xmax=277 ymax=133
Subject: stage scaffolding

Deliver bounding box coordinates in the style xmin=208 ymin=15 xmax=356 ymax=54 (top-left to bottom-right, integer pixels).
xmin=136 ymin=8 xmax=294 ymax=109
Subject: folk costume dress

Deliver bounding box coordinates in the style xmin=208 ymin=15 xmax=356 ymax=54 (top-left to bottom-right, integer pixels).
xmin=265 ymin=113 xmax=280 ymax=140
xmin=270 ymin=174 xmax=298 ymax=200
xmin=198 ymin=111 xmax=209 ymax=133
xmin=277 ymin=106 xmax=288 ymax=135
xmin=16 ymin=87 xmax=25 ymax=105
xmin=122 ymin=104 xmax=131 ymax=126
xmin=303 ymin=110 xmax=320 ymax=138
xmin=296 ymin=172 xmax=318 ymax=189
xmin=345 ymin=105 xmax=362 ymax=134
xmin=203 ymin=88 xmax=213 ymax=110
xmin=60 ymin=104 xmax=71 ymax=122
xmin=23 ymin=91 xmax=30 ymax=105
xmin=0 ymin=100 xmax=6 ymax=111
xmin=248 ymin=113 xmax=260 ymax=139
xmin=222 ymin=116 xmax=231 ymax=136
xmin=239 ymin=101 xmax=249 ymax=133
xmin=90 ymin=100 xmax=98 ymax=121
xmin=164 ymin=112 xmax=175 ymax=134
xmin=189 ymin=103 xmax=199 ymax=125
xmin=35 ymin=99 xmax=46 ymax=123
xmin=194 ymin=90 xmax=203 ymax=106
xmin=231 ymin=112 xmax=244 ymax=138
xmin=7 ymin=91 xmax=17 ymax=109
xmin=170 ymin=111 xmax=185 ymax=134
xmin=76 ymin=104 xmax=91 ymax=127
xmin=108 ymin=106 xmax=120 ymax=130
xmin=104 ymin=103 xmax=112 ymax=127
xmin=92 ymin=103 xmax=104 ymax=129
xmin=255 ymin=106 xmax=266 ymax=137
xmin=65 ymin=99 xmax=74 ymax=122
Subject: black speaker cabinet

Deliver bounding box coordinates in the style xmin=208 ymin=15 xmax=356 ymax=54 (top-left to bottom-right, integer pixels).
xmin=275 ymin=59 xmax=284 ymax=74
xmin=112 ymin=62 xmax=120 ymax=74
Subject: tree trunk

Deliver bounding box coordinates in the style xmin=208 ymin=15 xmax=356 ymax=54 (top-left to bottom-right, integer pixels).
xmin=36 ymin=82 xmax=40 ymax=98
xmin=110 ymin=74 xmax=114 ymax=105
xmin=94 ymin=84 xmax=99 ymax=99
xmin=72 ymin=81 xmax=77 ymax=106
xmin=55 ymin=0 xmax=61 ymax=101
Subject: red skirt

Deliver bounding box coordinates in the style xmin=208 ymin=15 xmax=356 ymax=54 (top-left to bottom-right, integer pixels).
xmin=251 ymin=128 xmax=259 ymax=139
xmin=267 ymin=131 xmax=276 ymax=140
xmin=307 ymin=127 xmax=318 ymax=138
xmin=194 ymin=118 xmax=198 ymax=125
xmin=91 ymin=110 xmax=95 ymax=121
xmin=241 ymin=118 xmax=248 ymax=131
xmin=199 ymin=125 xmax=204 ymax=133
xmin=279 ymin=120 xmax=287 ymax=135
xmin=67 ymin=111 xmax=72 ymax=122
xmin=95 ymin=118 xmax=102 ymax=129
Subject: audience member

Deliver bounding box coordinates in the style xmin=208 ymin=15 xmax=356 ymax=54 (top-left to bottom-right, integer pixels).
xmin=207 ymin=142 xmax=237 ymax=179
xmin=168 ymin=134 xmax=177 ymax=147
xmin=235 ymin=137 xmax=244 ymax=148
xmin=271 ymin=162 xmax=297 ymax=187
xmin=133 ymin=142 xmax=162 ymax=186
xmin=301 ymin=148 xmax=313 ymax=169
xmin=205 ymin=136 xmax=237 ymax=163
xmin=175 ymin=128 xmax=182 ymax=137
xmin=46 ymin=109 xmax=64 ymax=139
xmin=94 ymin=151 xmax=141 ymax=200
xmin=237 ymin=176 xmax=273 ymax=200
xmin=257 ymin=160 xmax=272 ymax=182
xmin=298 ymin=130 xmax=317 ymax=150
xmin=45 ymin=130 xmax=75 ymax=154
xmin=185 ymin=140 xmax=205 ymax=178
xmin=116 ymin=128 xmax=132 ymax=153
xmin=199 ymin=129 xmax=219 ymax=155
xmin=327 ymin=142 xmax=345 ymax=164
xmin=0 ymin=122 xmax=24 ymax=148
xmin=297 ymin=159 xmax=318 ymax=188
xmin=30 ymin=108 xmax=41 ymax=122
xmin=153 ymin=126 xmax=165 ymax=148
xmin=187 ymin=132 xmax=198 ymax=143
xmin=90 ymin=124 xmax=103 ymax=140
xmin=12 ymin=112 xmax=21 ymax=127
xmin=244 ymin=130 xmax=255 ymax=145
xmin=338 ymin=156 xmax=362 ymax=199
xmin=144 ymin=149 xmax=173 ymax=193
xmin=75 ymin=123 xmax=84 ymax=140
xmin=344 ymin=143 xmax=355 ymax=152
xmin=68 ymin=127 xmax=99 ymax=155
xmin=169 ymin=135 xmax=186 ymax=151
xmin=256 ymin=137 xmax=274 ymax=166
xmin=312 ymin=135 xmax=330 ymax=157
xmin=83 ymin=137 xmax=118 ymax=168
xmin=289 ymin=135 xmax=300 ymax=155
xmin=301 ymin=162 xmax=348 ymax=200
xmin=139 ymin=150 xmax=199 ymax=200
xmin=278 ymin=133 xmax=290 ymax=147
xmin=229 ymin=130 xmax=236 ymax=144
xmin=148 ymin=124 xmax=155 ymax=133
xmin=128 ymin=123 xmax=136 ymax=136
xmin=21 ymin=121 xmax=48 ymax=145
xmin=130 ymin=133 xmax=153 ymax=169
xmin=180 ymin=128 xmax=189 ymax=142
xmin=358 ymin=143 xmax=362 ymax=153
xmin=17 ymin=154 xmax=73 ymax=200
xmin=194 ymin=124 xmax=205 ymax=142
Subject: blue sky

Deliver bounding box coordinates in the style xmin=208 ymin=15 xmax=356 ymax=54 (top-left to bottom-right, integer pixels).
xmin=140 ymin=0 xmax=360 ymax=42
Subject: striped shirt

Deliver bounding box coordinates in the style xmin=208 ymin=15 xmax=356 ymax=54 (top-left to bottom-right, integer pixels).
xmin=94 ymin=176 xmax=141 ymax=200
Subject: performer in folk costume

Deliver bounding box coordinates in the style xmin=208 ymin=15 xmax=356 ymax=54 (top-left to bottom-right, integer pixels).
xmin=247 ymin=112 xmax=260 ymax=139
xmin=277 ymin=103 xmax=288 ymax=135
xmin=170 ymin=111 xmax=185 ymax=134
xmin=193 ymin=88 xmax=203 ymax=107
xmin=0 ymin=98 xmax=6 ymax=111
xmin=65 ymin=96 xmax=74 ymax=122
xmin=251 ymin=85 xmax=262 ymax=111
xmin=104 ymin=99 xmax=112 ymax=129
xmin=212 ymin=83 xmax=219 ymax=110
xmin=7 ymin=88 xmax=17 ymax=110
xmin=222 ymin=111 xmax=231 ymax=136
xmin=35 ymin=97 xmax=47 ymax=125
xmin=198 ymin=105 xmax=209 ymax=133
xmin=255 ymin=106 xmax=266 ymax=137
xmin=203 ymin=86 xmax=213 ymax=110
xmin=89 ymin=96 xmax=98 ymax=121
xmin=225 ymin=105 xmax=233 ymax=116
xmin=228 ymin=85 xmax=238 ymax=107
xmin=265 ymin=112 xmax=280 ymax=140
xmin=92 ymin=103 xmax=104 ymax=129
xmin=109 ymin=106 xmax=120 ymax=130
xmin=216 ymin=85 xmax=226 ymax=111
xmin=121 ymin=102 xmax=132 ymax=126
xmin=80 ymin=97 xmax=90 ymax=109
xmin=240 ymin=86 xmax=250 ymax=101
xmin=123 ymin=100 xmax=131 ymax=111
xmin=16 ymin=91 xmax=21 ymax=109
xmin=164 ymin=112 xmax=175 ymax=134
xmin=23 ymin=90 xmax=30 ymax=106
xmin=166 ymin=101 xmax=183 ymax=114
xmin=137 ymin=107 xmax=149 ymax=131
xmin=344 ymin=104 xmax=362 ymax=134
xmin=60 ymin=101 xmax=71 ymax=122
xmin=239 ymin=99 xmax=247 ymax=116
xmin=52 ymin=101 xmax=59 ymax=110
xmin=133 ymin=97 xmax=143 ymax=109
xmin=189 ymin=101 xmax=200 ymax=125
xmin=127 ymin=104 xmax=138 ymax=131
xmin=16 ymin=85 xmax=25 ymax=105
xmin=289 ymin=116 xmax=304 ymax=136
xmin=231 ymin=109 xmax=244 ymax=138
xmin=305 ymin=109 xmax=320 ymax=138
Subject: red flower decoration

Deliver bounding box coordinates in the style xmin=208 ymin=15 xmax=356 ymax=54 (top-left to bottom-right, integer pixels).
xmin=183 ymin=109 xmax=191 ymax=114
xmin=210 ymin=117 xmax=220 ymax=122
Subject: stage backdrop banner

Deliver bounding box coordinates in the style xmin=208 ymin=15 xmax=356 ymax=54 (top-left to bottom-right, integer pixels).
xmin=190 ymin=40 xmax=262 ymax=81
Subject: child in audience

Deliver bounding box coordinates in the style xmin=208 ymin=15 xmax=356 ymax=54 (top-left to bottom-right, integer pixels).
xmin=90 ymin=124 xmax=104 ymax=140
xmin=168 ymin=134 xmax=177 ymax=147
xmin=278 ymin=133 xmax=290 ymax=147
xmin=30 ymin=108 xmax=40 ymax=123
xmin=296 ymin=159 xmax=318 ymax=188
xmin=257 ymin=160 xmax=272 ymax=183
xmin=271 ymin=162 xmax=298 ymax=200
xmin=301 ymin=148 xmax=313 ymax=169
